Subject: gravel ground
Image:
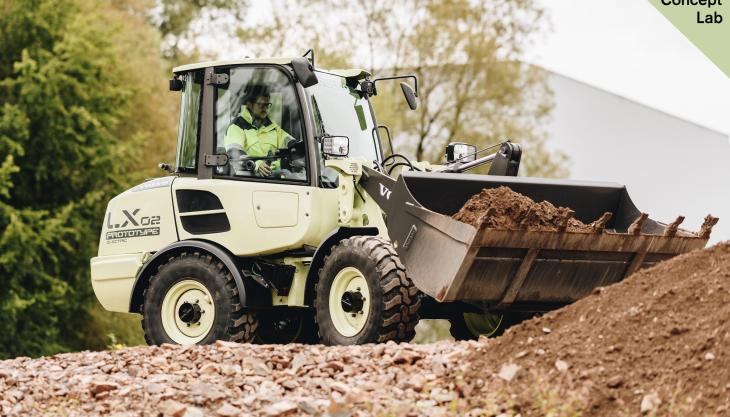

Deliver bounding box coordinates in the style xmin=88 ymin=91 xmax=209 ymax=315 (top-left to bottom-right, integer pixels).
xmin=1 ymin=340 xmax=484 ymax=417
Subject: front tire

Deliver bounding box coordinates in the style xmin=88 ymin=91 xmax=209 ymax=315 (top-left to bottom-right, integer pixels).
xmin=141 ymin=252 xmax=258 ymax=346
xmin=314 ymin=236 xmax=421 ymax=345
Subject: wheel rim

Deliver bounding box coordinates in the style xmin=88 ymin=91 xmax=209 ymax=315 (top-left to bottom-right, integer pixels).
xmin=463 ymin=312 xmax=503 ymax=337
xmin=160 ymin=279 xmax=216 ymax=345
xmin=329 ymin=267 xmax=370 ymax=337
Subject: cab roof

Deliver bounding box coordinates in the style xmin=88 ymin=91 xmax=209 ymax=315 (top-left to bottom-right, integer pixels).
xmin=172 ymin=57 xmax=371 ymax=80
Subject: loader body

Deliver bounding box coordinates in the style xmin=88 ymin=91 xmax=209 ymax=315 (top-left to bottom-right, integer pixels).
xmin=89 ymin=55 xmax=714 ymax=345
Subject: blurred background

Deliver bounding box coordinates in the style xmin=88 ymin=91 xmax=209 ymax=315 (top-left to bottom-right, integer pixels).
xmin=1 ymin=0 xmax=727 ymax=356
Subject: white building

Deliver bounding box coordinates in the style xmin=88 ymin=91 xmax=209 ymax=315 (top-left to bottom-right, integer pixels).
xmin=545 ymin=72 xmax=730 ymax=243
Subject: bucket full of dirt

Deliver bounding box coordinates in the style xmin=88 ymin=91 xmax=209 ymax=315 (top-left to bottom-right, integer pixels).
xmin=362 ymin=168 xmax=713 ymax=311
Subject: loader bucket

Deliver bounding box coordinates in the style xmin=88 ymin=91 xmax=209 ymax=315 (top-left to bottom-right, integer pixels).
xmin=361 ymin=168 xmax=711 ymax=311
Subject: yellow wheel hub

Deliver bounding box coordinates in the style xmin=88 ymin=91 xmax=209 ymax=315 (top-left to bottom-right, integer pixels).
xmin=464 ymin=312 xmax=503 ymax=337
xmin=161 ymin=280 xmax=215 ymax=345
xmin=329 ymin=267 xmax=370 ymax=337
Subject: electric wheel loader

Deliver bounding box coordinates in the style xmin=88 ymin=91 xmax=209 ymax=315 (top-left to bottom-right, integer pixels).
xmin=90 ymin=54 xmax=716 ymax=346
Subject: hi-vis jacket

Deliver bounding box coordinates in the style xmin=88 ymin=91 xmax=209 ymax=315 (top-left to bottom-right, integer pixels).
xmin=223 ymin=106 xmax=290 ymax=171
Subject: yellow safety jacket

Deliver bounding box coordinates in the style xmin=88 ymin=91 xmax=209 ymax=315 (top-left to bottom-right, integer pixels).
xmin=224 ymin=107 xmax=289 ymax=171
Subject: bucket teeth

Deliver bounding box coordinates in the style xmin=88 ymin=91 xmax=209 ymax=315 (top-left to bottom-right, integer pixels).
xmin=518 ymin=207 xmax=537 ymax=230
xmin=556 ymin=208 xmax=575 ymax=232
xmin=590 ymin=212 xmax=613 ymax=234
xmin=699 ymin=215 xmax=719 ymax=239
xmin=628 ymin=212 xmax=648 ymax=235
xmin=477 ymin=207 xmax=497 ymax=227
xmin=663 ymin=216 xmax=685 ymax=237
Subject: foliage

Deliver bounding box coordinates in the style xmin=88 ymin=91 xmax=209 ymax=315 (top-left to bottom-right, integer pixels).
xmin=0 ymin=0 xmax=175 ymax=358
xmin=233 ymin=0 xmax=568 ymax=178
xmin=149 ymin=0 xmax=249 ymax=61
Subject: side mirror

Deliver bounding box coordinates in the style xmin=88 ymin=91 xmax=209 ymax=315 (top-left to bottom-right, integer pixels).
xmin=322 ymin=135 xmax=349 ymax=157
xmin=169 ymin=77 xmax=183 ymax=91
xmin=400 ymin=82 xmax=418 ymax=110
xmin=291 ymin=57 xmax=319 ymax=88
xmin=445 ymin=142 xmax=477 ymax=163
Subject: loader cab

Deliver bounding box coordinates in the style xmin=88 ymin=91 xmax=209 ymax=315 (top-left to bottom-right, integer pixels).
xmin=172 ymin=61 xmax=383 ymax=189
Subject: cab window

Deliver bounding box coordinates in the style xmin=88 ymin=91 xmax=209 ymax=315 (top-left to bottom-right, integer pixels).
xmin=214 ymin=67 xmax=307 ymax=182
xmin=175 ymin=71 xmax=202 ymax=172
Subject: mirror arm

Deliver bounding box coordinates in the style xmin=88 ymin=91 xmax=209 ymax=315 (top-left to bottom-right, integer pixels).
xmin=372 ymin=75 xmax=418 ymax=96
xmin=441 ymin=152 xmax=497 ymax=173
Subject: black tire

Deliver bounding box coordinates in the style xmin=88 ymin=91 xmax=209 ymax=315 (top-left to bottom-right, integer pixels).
xmin=141 ymin=251 xmax=258 ymax=345
xmin=449 ymin=312 xmax=530 ymax=340
xmin=255 ymin=308 xmax=319 ymax=344
xmin=314 ymin=236 xmax=421 ymax=345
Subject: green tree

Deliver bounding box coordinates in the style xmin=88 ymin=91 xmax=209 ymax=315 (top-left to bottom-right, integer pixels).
xmin=0 ymin=0 xmax=181 ymax=358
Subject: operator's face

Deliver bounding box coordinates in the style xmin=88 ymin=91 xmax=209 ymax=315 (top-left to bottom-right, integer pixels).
xmin=249 ymin=96 xmax=272 ymax=120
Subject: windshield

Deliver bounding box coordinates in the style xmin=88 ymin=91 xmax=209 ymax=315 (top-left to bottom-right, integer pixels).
xmin=306 ymin=71 xmax=380 ymax=164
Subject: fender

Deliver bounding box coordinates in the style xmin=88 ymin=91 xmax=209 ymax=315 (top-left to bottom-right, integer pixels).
xmin=128 ymin=240 xmax=249 ymax=313
xmin=304 ymin=226 xmax=379 ymax=304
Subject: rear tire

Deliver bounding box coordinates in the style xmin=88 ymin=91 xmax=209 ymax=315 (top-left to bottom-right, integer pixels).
xmin=449 ymin=312 xmax=531 ymax=340
xmin=314 ymin=236 xmax=421 ymax=345
xmin=141 ymin=252 xmax=258 ymax=346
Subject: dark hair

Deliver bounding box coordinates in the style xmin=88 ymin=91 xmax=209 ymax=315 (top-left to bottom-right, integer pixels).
xmin=243 ymin=84 xmax=270 ymax=104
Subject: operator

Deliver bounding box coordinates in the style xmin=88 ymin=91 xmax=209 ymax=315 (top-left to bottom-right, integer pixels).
xmin=224 ymin=85 xmax=292 ymax=177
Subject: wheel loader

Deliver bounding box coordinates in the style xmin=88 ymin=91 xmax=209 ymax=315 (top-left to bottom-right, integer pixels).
xmin=90 ymin=54 xmax=716 ymax=346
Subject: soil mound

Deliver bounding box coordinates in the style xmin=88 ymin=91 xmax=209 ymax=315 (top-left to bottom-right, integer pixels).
xmin=461 ymin=241 xmax=730 ymax=416
xmin=452 ymin=186 xmax=596 ymax=232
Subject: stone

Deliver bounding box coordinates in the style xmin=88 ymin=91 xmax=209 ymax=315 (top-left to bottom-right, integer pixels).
xmin=297 ymin=399 xmax=318 ymax=414
xmin=159 ymin=400 xmax=188 ymax=417
xmin=555 ymin=359 xmax=569 ymax=372
xmin=429 ymin=388 xmax=456 ymax=403
xmin=606 ymin=376 xmax=623 ymax=388
xmin=497 ymin=363 xmax=520 ymax=381
xmin=89 ymin=381 xmax=119 ymax=397
xmin=263 ymin=400 xmax=298 ymax=416
xmin=215 ymin=403 xmax=241 ymax=417
xmin=640 ymin=392 xmax=661 ymax=414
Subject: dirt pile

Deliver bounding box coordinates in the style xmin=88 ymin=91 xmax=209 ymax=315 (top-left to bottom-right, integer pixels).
xmin=461 ymin=241 xmax=730 ymax=416
xmin=452 ymin=186 xmax=598 ymax=232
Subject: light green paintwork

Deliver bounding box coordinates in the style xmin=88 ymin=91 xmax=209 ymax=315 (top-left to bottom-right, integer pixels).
xmin=329 ymin=266 xmax=370 ymax=336
xmin=172 ymin=57 xmax=371 ymax=81
xmin=161 ymin=280 xmax=216 ymax=345
xmin=173 ymin=57 xmax=296 ymax=73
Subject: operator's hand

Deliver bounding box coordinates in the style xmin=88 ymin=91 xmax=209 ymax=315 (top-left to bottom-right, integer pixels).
xmin=255 ymin=161 xmax=272 ymax=177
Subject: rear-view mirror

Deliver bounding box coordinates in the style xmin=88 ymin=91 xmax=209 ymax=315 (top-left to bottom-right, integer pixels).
xmin=446 ymin=142 xmax=477 ymax=163
xmin=400 ymin=82 xmax=418 ymax=110
xmin=169 ymin=77 xmax=183 ymax=91
xmin=292 ymin=57 xmax=319 ymax=88
xmin=322 ymin=136 xmax=350 ymax=157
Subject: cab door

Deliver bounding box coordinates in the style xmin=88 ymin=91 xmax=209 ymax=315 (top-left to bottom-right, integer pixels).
xmin=171 ymin=64 xmax=337 ymax=256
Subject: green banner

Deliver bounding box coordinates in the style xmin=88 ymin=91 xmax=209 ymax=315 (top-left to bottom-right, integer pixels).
xmin=649 ymin=0 xmax=730 ymax=77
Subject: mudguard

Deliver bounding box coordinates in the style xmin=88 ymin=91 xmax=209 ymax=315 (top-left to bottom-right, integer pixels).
xmin=129 ymin=240 xmax=249 ymax=313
